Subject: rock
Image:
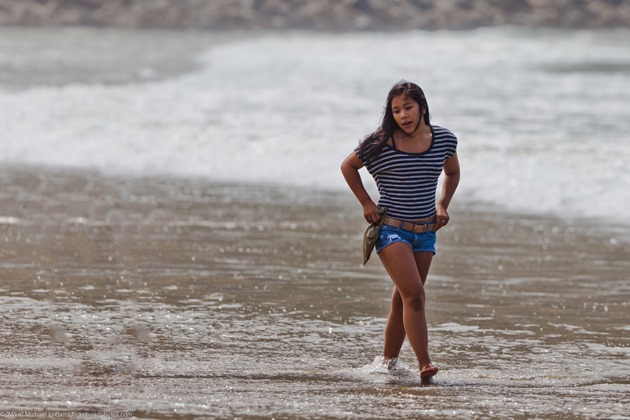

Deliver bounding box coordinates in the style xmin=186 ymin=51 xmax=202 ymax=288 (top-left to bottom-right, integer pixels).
xmin=0 ymin=0 xmax=628 ymax=30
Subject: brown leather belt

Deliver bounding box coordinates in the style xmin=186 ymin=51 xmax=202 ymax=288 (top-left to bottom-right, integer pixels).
xmin=382 ymin=216 xmax=437 ymax=233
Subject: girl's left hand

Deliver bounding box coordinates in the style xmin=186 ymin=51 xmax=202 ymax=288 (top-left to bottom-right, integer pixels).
xmin=435 ymin=206 xmax=450 ymax=230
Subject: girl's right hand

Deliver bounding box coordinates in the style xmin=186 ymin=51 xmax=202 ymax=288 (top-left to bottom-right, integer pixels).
xmin=363 ymin=201 xmax=381 ymax=224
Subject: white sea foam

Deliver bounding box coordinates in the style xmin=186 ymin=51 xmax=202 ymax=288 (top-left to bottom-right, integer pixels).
xmin=1 ymin=28 xmax=629 ymax=222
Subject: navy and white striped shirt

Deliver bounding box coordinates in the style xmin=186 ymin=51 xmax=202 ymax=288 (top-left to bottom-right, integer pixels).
xmin=356 ymin=125 xmax=458 ymax=220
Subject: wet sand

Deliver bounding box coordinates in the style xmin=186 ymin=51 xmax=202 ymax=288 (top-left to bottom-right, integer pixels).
xmin=0 ymin=166 xmax=628 ymax=418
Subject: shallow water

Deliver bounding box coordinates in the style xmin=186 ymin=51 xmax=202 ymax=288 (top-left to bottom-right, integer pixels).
xmin=0 ymin=168 xmax=628 ymax=418
xmin=1 ymin=25 xmax=629 ymax=418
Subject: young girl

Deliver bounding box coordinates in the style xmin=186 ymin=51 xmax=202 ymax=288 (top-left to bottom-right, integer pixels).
xmin=340 ymin=81 xmax=460 ymax=384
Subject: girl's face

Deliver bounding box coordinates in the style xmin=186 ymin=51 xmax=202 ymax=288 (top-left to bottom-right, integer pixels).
xmin=391 ymin=94 xmax=423 ymax=134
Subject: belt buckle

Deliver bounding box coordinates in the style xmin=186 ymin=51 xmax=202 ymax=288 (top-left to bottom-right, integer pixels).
xmin=413 ymin=223 xmax=426 ymax=234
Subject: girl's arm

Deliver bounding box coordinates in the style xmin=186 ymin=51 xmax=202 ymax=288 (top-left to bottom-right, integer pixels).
xmin=436 ymin=152 xmax=460 ymax=229
xmin=341 ymin=152 xmax=381 ymax=223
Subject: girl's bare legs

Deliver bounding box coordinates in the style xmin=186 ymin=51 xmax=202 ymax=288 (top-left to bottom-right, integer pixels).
xmin=383 ymin=288 xmax=405 ymax=360
xmin=379 ymin=244 xmax=434 ymax=371
xmin=383 ymin=251 xmax=433 ymax=360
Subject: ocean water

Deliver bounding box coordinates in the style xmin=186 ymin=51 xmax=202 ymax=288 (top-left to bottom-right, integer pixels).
xmin=0 ymin=27 xmax=629 ymax=419
xmin=1 ymin=26 xmax=630 ymax=222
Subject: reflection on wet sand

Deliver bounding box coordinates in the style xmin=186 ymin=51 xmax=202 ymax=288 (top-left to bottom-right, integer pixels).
xmin=0 ymin=167 xmax=628 ymax=418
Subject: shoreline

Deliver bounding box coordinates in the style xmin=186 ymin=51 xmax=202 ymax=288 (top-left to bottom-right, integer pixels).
xmin=2 ymin=164 xmax=628 ymax=329
xmin=2 ymin=163 xmax=629 ymax=305
xmin=2 ymin=164 xmax=629 ymax=288
xmin=4 ymin=163 xmax=629 ymax=234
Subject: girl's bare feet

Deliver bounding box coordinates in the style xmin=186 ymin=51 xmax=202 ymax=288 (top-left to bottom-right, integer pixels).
xmin=420 ymin=364 xmax=439 ymax=384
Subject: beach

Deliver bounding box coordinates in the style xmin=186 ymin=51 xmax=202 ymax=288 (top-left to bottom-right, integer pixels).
xmin=0 ymin=166 xmax=628 ymax=418
xmin=1 ymin=24 xmax=630 ymax=418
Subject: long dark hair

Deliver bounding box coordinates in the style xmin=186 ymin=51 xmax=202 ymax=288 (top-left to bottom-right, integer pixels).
xmin=358 ymin=81 xmax=430 ymax=165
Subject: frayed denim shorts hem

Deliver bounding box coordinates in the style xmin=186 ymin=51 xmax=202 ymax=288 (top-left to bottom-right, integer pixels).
xmin=375 ymin=225 xmax=437 ymax=255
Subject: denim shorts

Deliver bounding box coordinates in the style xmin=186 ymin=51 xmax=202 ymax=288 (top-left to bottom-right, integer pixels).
xmin=375 ymin=225 xmax=437 ymax=255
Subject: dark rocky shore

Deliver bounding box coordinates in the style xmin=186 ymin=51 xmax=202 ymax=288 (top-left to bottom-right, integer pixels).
xmin=1 ymin=0 xmax=629 ymax=31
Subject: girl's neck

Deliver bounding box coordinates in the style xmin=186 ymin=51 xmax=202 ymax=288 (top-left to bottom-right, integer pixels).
xmin=396 ymin=122 xmax=431 ymax=141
